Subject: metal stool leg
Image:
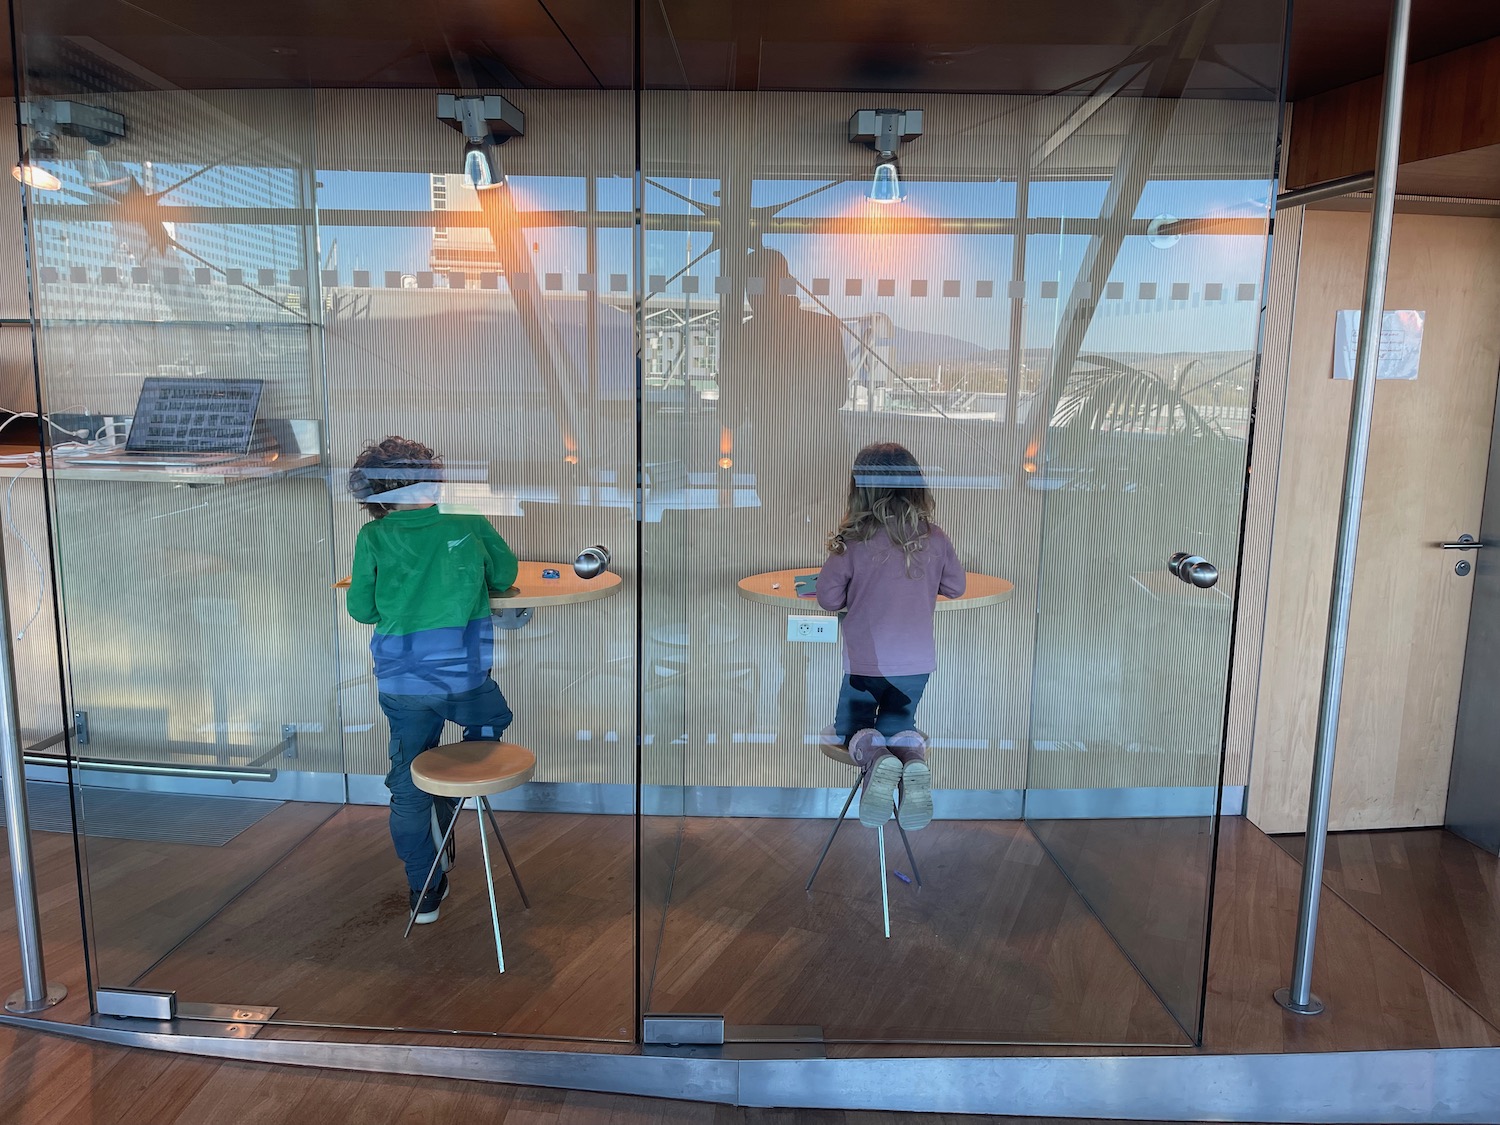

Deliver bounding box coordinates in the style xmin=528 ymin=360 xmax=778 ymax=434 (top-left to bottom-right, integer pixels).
xmin=474 ymin=797 xmax=506 ymax=973
xmin=806 ymin=775 xmax=861 ymax=891
xmin=895 ymin=820 xmax=922 ymax=889
xmin=405 ymin=796 xmax=467 ymax=939
xmin=877 ymin=822 xmax=890 ymax=939
xmin=480 ymin=796 xmax=530 ymax=909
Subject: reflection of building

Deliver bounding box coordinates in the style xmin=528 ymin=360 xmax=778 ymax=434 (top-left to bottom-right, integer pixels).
xmin=35 ymin=162 xmax=301 ymax=282
xmin=430 ymin=172 xmax=503 ymax=275
xmin=643 ymin=296 xmax=719 ymax=381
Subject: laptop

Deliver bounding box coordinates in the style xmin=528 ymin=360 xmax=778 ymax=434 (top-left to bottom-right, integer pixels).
xmin=80 ymin=377 xmax=265 ymax=468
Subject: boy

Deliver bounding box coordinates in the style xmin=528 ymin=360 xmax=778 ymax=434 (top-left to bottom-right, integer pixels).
xmin=345 ymin=436 xmax=519 ymax=924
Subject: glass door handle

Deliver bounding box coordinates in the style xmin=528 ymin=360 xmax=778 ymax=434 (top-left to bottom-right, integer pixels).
xmin=1168 ymin=552 xmax=1219 ymax=588
xmin=1440 ymin=535 xmax=1484 ymax=550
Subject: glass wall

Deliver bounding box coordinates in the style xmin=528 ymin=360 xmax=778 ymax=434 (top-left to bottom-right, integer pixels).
xmin=11 ymin=4 xmax=641 ymax=1041
xmin=636 ymin=1 xmax=1285 ymax=1045
xmin=10 ymin=0 xmax=1285 ymax=1048
xmin=1023 ymin=94 xmax=1279 ymax=1037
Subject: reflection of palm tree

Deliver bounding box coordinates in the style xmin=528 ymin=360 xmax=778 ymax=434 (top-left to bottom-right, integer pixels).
xmin=1051 ymin=354 xmax=1220 ymax=438
xmin=1041 ymin=354 xmax=1243 ymax=571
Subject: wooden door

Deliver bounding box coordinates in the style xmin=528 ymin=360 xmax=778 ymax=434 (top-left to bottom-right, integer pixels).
xmin=1248 ymin=210 xmax=1500 ymax=833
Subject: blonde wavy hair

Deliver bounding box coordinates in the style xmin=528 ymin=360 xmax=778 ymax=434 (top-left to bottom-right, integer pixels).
xmin=827 ymin=442 xmax=935 ymax=571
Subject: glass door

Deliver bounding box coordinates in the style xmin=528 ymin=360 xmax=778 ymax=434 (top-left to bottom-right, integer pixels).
xmin=639 ymin=0 xmax=1287 ymax=1046
xmin=15 ymin=0 xmax=641 ymax=1041
xmin=1021 ymin=13 xmax=1285 ymax=1041
xmin=14 ymin=29 xmax=345 ymax=1017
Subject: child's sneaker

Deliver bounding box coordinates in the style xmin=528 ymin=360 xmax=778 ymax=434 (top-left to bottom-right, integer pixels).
xmin=888 ymin=729 xmax=933 ymax=831
xmin=409 ymin=874 xmax=450 ymax=925
xmin=848 ymin=729 xmax=900 ymax=827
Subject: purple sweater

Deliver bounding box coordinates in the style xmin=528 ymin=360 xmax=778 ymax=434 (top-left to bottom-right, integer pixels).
xmin=817 ymin=526 xmax=966 ymax=676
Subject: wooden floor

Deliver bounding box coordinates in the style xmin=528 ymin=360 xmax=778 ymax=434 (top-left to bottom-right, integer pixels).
xmin=2 ymin=811 xmax=1500 ymax=1122
xmin=1274 ymin=827 xmax=1500 ymax=1034
xmin=650 ymin=817 xmax=1188 ymax=1044
xmin=127 ymin=807 xmax=640 ymax=1041
xmin=1028 ymin=817 xmax=1215 ymax=1033
xmin=79 ymin=800 xmax=336 ymax=986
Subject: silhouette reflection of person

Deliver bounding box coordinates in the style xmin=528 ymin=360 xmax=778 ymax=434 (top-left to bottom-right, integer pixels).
xmin=719 ymin=249 xmax=851 ymax=541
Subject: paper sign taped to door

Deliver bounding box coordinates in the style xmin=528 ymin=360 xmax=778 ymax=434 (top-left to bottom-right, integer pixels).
xmin=1333 ymin=309 xmax=1424 ymax=381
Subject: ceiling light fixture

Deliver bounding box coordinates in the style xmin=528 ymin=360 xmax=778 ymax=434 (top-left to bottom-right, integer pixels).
xmin=437 ymin=94 xmax=525 ymax=191
xmin=12 ymin=137 xmax=61 ymax=192
xmin=849 ymin=108 xmax=923 ymax=205
xmin=13 ymin=99 xmax=127 ymax=193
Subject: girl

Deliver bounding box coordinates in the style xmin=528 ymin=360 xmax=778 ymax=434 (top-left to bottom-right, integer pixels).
xmin=817 ymin=442 xmax=965 ymax=830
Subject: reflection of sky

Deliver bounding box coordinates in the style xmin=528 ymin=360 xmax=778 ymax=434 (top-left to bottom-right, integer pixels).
xmin=317 ymin=169 xmax=430 ymax=209
xmin=644 ymin=178 xmax=713 ymax=214
xmin=1028 ymin=180 xmax=1107 ymax=218
xmin=76 ymin=165 xmax=1271 ymax=355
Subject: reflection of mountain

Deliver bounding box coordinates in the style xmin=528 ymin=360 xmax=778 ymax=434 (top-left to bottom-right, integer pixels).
xmin=891 ymin=326 xmax=988 ymax=365
xmin=963 ymin=347 xmax=1254 ymax=372
xmin=321 ymin=288 xmax=636 ymax=401
xmin=972 ymin=346 xmax=1054 ymax=367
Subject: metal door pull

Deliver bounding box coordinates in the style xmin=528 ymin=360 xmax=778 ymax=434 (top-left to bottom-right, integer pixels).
xmin=1440 ymin=535 xmax=1484 ymax=550
xmin=1168 ymin=552 xmax=1219 ymax=588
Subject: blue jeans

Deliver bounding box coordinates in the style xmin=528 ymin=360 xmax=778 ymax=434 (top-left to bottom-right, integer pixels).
xmin=834 ymin=674 xmax=930 ymax=742
xmin=379 ymin=677 xmax=513 ymax=891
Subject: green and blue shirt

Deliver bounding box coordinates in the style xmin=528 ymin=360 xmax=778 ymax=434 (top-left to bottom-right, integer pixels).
xmin=346 ymin=507 xmax=519 ymax=695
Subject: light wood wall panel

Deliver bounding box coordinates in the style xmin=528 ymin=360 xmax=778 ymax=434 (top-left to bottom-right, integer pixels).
xmin=1247 ymin=210 xmax=1500 ymax=833
xmin=1223 ymin=208 xmax=1304 ymax=790
xmin=1287 ymin=36 xmax=1500 ymax=189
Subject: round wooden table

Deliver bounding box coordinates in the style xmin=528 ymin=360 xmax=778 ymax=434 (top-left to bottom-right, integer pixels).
xmin=736 ymin=567 xmax=1012 ymax=745
xmin=736 ymin=568 xmax=1013 ymax=610
xmin=489 ymin=561 xmax=622 ymax=609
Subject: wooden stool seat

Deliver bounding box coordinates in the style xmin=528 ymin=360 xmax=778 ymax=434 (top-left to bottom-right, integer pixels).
xmin=405 ymin=740 xmax=535 ymax=972
xmin=808 ymin=735 xmax=921 ymax=939
xmin=819 ymin=742 xmax=856 ymax=768
xmin=411 ymin=741 xmax=536 ymax=799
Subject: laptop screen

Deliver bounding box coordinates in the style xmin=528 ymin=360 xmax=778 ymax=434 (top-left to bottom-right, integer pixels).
xmin=124 ymin=377 xmax=264 ymax=454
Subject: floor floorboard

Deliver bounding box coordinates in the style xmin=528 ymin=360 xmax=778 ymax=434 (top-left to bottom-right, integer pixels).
xmin=3 ymin=810 xmax=1499 ymax=1121
xmin=1274 ymin=826 xmax=1500 ymax=1037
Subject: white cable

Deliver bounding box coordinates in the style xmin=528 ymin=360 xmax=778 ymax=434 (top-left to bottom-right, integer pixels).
xmin=0 ymin=411 xmax=92 ymax=443
xmin=93 ymin=419 xmax=129 ymax=443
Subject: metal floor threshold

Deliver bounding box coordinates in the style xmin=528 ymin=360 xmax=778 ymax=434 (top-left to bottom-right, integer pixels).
xmin=1 ymin=1010 xmax=1498 ymax=1122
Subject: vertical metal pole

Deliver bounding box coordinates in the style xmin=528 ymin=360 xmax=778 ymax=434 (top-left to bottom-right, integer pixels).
xmin=1276 ymin=0 xmax=1411 ymax=1017
xmin=0 ymin=530 xmax=66 ymax=1013
xmin=1005 ymin=170 xmax=1028 ymax=433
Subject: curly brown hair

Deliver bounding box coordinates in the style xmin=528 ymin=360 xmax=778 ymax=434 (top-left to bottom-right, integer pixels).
xmin=827 ymin=442 xmax=935 ymax=571
xmin=348 ymin=436 xmax=442 ymax=519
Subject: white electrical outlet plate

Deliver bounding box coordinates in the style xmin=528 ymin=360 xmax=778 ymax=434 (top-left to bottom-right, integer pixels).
xmin=787 ymin=615 xmax=838 ymax=643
